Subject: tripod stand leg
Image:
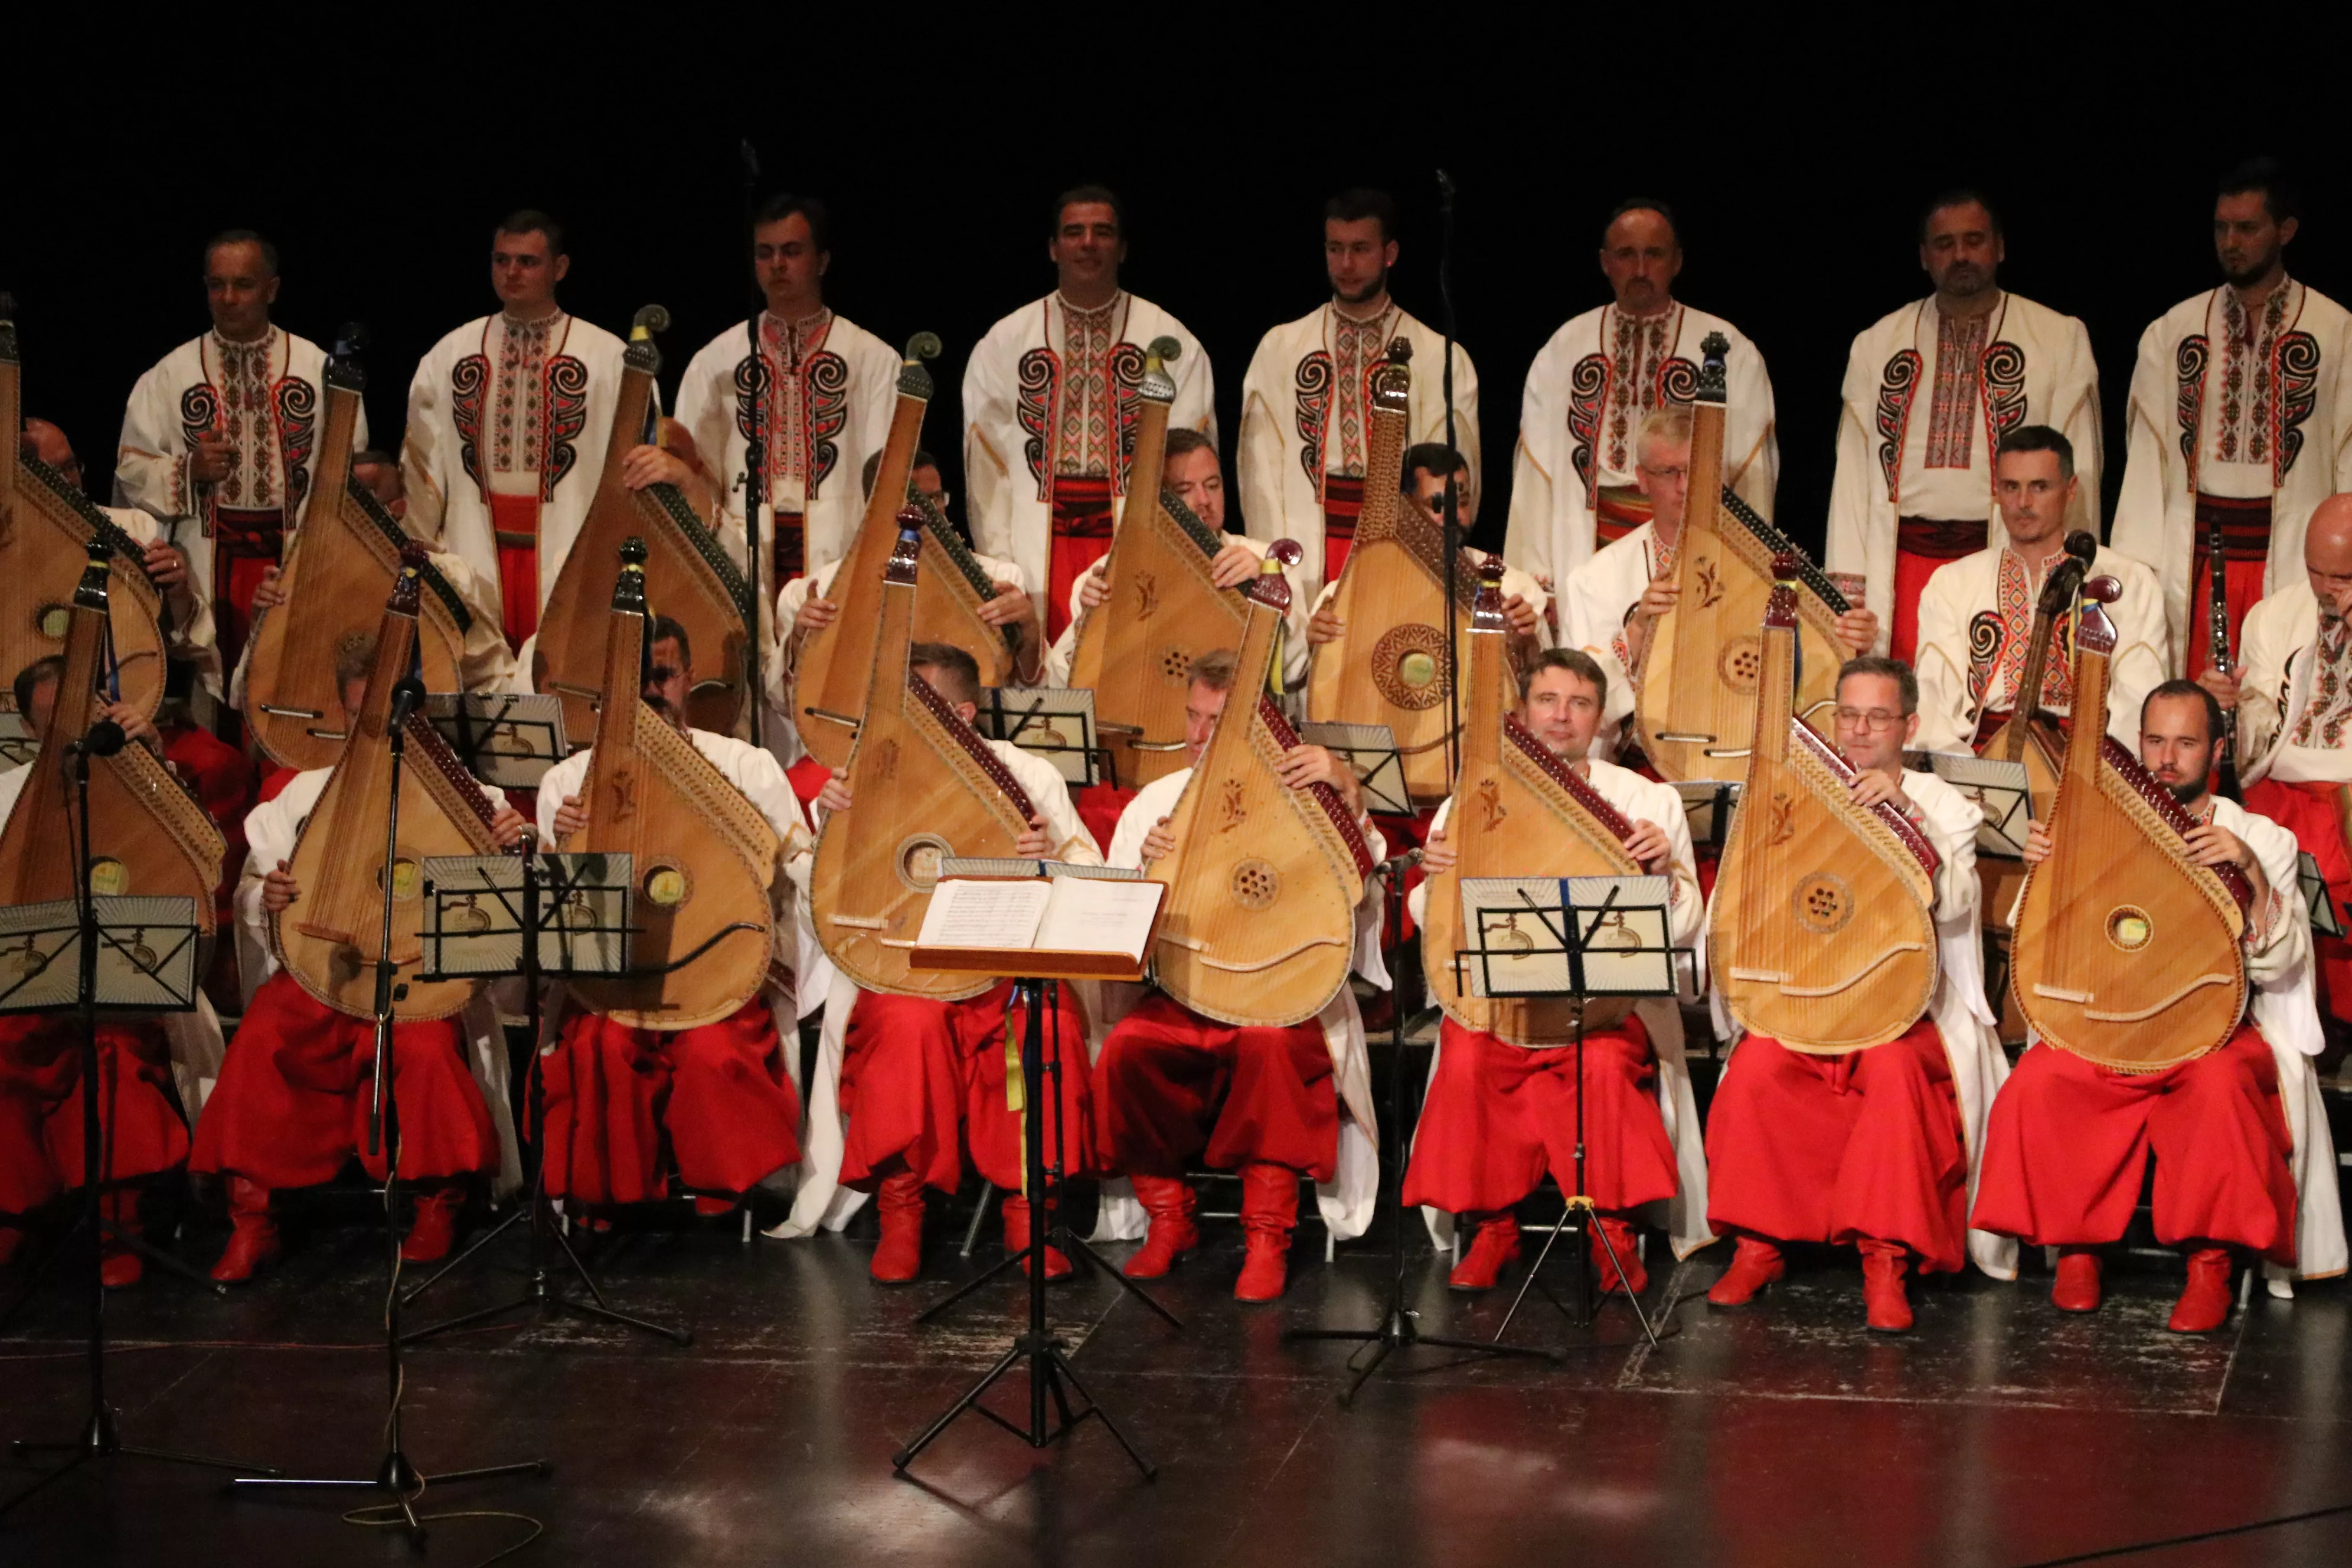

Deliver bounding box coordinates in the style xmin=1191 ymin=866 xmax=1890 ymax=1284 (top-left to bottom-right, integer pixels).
xmin=914 ymin=1246 xmax=1027 ymax=1323
xmin=1058 ymin=1230 xmax=1184 ymax=1328
xmin=1582 ymin=1218 xmax=1662 ymax=1350
xmin=398 ymin=1199 xmax=527 ymax=1307
xmin=544 ymin=1291 xmax=692 ymax=1345
xmin=0 ymin=1448 xmax=91 ymax=1519
xmin=891 ymin=1339 xmax=1027 ymax=1471
xmin=1043 ymin=1345 xmax=1154 ymax=1479
xmin=93 ymin=1218 xmax=227 ymax=1296
xmin=1494 ymin=1205 xmax=1577 ymax=1341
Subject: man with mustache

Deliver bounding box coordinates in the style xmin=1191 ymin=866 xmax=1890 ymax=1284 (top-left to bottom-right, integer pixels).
xmin=1827 ymin=191 xmax=2102 ymax=664
xmin=2113 ymin=161 xmax=2352 ymax=680
xmin=1972 ymin=680 xmax=2347 ymax=1329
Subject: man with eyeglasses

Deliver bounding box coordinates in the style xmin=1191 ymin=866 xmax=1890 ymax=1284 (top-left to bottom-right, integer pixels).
xmin=1562 ymin=407 xmax=1876 ymax=764
xmin=1911 ymin=426 xmax=2168 ymax=756
xmin=1704 ymin=656 xmax=2012 ymax=1332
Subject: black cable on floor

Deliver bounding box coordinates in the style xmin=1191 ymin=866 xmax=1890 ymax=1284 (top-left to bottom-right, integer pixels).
xmin=2013 ymin=1499 xmax=2352 ymax=1566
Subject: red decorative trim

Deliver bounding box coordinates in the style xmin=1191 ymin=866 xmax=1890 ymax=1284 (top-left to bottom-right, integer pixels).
xmin=2095 ymin=735 xmax=2254 ymax=910
xmin=907 ymin=671 xmax=1036 ymax=822
xmin=1788 ymin=720 xmax=1941 ymax=875
xmin=1258 ymin=697 xmax=1375 ymax=876
xmin=1504 ymin=717 xmax=1635 ymax=842
xmin=404 ymin=713 xmax=499 ymax=831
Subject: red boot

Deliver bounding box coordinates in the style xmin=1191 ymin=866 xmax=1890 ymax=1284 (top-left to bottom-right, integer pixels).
xmin=1002 ymin=1194 xmax=1072 ymax=1280
xmin=211 ymin=1177 xmax=280 ymax=1283
xmin=400 ymin=1186 xmax=464 ymax=1263
xmin=1233 ymin=1162 xmax=1298 ymax=1304
xmin=1859 ymin=1238 xmax=1913 ymax=1333
xmin=2052 ymin=1247 xmax=2103 ymax=1312
xmin=1707 ymin=1236 xmax=1785 ymax=1306
xmin=1592 ymin=1214 xmax=1648 ymax=1297
xmin=99 ymin=1190 xmax=143 ymax=1289
xmin=1448 ymin=1214 xmax=1521 ymax=1292
xmin=1122 ymin=1176 xmax=1200 ymax=1279
xmin=870 ymin=1171 xmax=925 ymax=1284
xmin=2168 ymin=1246 xmax=2235 ymax=1334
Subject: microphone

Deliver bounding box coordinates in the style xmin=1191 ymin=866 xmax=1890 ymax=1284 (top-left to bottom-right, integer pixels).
xmin=388 ymin=675 xmax=427 ymax=730
xmin=1436 ymin=168 xmax=1456 ymax=201
xmin=71 ymin=720 xmax=128 ymax=758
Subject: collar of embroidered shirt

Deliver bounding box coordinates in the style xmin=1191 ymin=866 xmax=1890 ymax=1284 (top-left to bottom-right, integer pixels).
xmin=2225 ymin=273 xmax=2292 ymax=341
xmin=1053 ymin=290 xmax=1121 ymax=322
xmin=499 ymin=308 xmax=564 ymax=334
xmin=208 ymin=325 xmax=276 ymax=355
xmin=1331 ymin=298 xmax=1393 ymax=328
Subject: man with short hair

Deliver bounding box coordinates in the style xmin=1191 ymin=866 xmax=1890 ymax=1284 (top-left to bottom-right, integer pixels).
xmin=1563 ymin=407 xmax=1877 ymax=762
xmin=963 ymin=186 xmax=1215 ymax=642
xmin=1912 ymin=426 xmax=2169 ymax=754
xmin=116 ymin=230 xmax=351 ymax=678
xmin=1507 ymin=199 xmax=1778 ymax=591
xmin=1973 ymin=681 xmax=2347 ymax=1329
xmin=1704 ymin=656 xmax=2012 ymax=1332
xmin=403 ymin=211 xmax=665 ymax=651
xmin=1828 ymin=191 xmax=2102 ymax=662
xmin=1403 ymin=648 xmax=1709 ymax=1294
xmin=1239 ymin=188 xmax=1480 ymax=604
xmin=2113 ymin=161 xmax=2352 ymax=678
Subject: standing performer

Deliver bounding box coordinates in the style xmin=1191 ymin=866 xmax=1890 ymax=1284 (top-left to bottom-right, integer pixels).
xmin=802 ymin=643 xmax=1102 ymax=1283
xmin=1704 ymin=656 xmax=2014 ymax=1331
xmin=1827 ymin=191 xmax=2102 ymax=662
xmin=1913 ymin=427 xmax=2169 ymax=754
xmin=1974 ymin=681 xmax=2347 ymax=1328
xmin=963 ymin=186 xmax=1214 ymax=642
xmin=1402 ymin=648 xmax=1709 ymax=1293
xmin=2212 ymin=495 xmax=2352 ymax=1032
xmin=2113 ymin=161 xmax=2352 ymax=678
xmin=193 ymin=643 xmax=528 ymax=1280
xmin=537 ymin=615 xmax=805 ymax=1220
xmin=116 ymin=230 xmax=350 ymax=679
xmin=401 ymin=211 xmax=640 ymax=652
xmin=1507 ymin=198 xmax=1778 ymax=592
xmin=674 ymin=194 xmax=901 ymax=755
xmin=1091 ymin=648 xmax=1389 ymax=1303
xmin=1237 ymin=188 xmax=1479 ymax=604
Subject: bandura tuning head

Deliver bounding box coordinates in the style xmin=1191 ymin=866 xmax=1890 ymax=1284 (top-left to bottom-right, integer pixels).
xmin=608 ymin=535 xmax=650 ymax=616
xmin=2064 ymin=530 xmax=2098 ymax=566
xmin=391 ymin=538 xmax=427 ymax=615
xmin=1696 ymin=331 xmax=1730 ymax=406
xmin=1372 ymin=338 xmax=1413 ymax=411
xmin=73 ymin=539 xmax=112 ymax=610
xmin=885 ymin=508 xmax=926 ymax=586
xmin=1765 ymin=550 xmax=1801 ymax=629
xmin=2076 ymin=574 xmax=2121 ymax=654
xmin=1141 ymin=335 xmax=1181 ymax=403
xmin=627 ymin=305 xmax=668 ymax=374
xmin=1249 ymin=540 xmax=1301 ymax=613
xmin=0 ymin=292 xmax=17 ymax=364
xmin=900 ymin=331 xmax=942 ymax=398
xmin=328 ymin=321 xmax=368 ymax=390
xmin=1471 ymin=555 xmax=1508 ymax=633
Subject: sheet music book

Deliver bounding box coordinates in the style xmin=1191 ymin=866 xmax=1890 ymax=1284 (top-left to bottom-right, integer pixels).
xmin=1926 ymin=752 xmax=2033 ymax=857
xmin=915 ymin=871 xmax=1164 ymax=965
xmin=1298 ymin=721 xmax=1413 ymax=816
xmin=2299 ymin=851 xmax=2346 ymax=938
xmin=426 ymin=693 xmax=570 ymax=788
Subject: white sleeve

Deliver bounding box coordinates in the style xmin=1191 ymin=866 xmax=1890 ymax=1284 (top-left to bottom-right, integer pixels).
xmin=2104 ymin=561 xmax=2173 ymax=744
xmin=2109 ymin=321 xmax=2183 ymax=657
xmin=1909 ymin=567 xmax=1976 ymax=755
xmin=114 ymin=366 xmax=194 ymax=522
xmin=961 ymin=329 xmax=1017 ymax=564
xmin=401 ymin=349 xmax=449 ymax=545
xmin=1235 ymin=335 xmax=1285 ymax=543
xmin=1726 ymin=333 xmax=1779 ymax=522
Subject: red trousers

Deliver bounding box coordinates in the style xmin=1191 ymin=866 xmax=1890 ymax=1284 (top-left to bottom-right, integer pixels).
xmin=1046 ymin=475 xmax=1115 ymax=643
xmin=211 ymin=507 xmax=283 ymax=682
xmin=1321 ymin=474 xmax=1364 ymax=587
xmin=1075 ymin=783 xmax=1138 ymax=854
xmin=2184 ymin=492 xmax=2271 ymax=682
xmin=1892 ymin=515 xmax=1987 ymax=665
xmin=490 ymin=491 xmax=540 ymax=651
xmin=1706 ymin=1019 xmax=1971 ymax=1272
xmin=1095 ymin=992 xmax=1338 ymax=1180
xmin=192 ymin=971 xmax=496 ymax=1188
xmin=1971 ymin=1025 xmax=2296 ymax=1265
xmin=839 ymin=982 xmax=1093 ymax=1194
xmin=2245 ymin=778 xmax=2352 ymax=1025
xmin=0 ymin=1018 xmax=187 ymax=1214
xmin=541 ymin=1000 xmax=802 ymax=1205
xmin=1402 ymin=1015 xmax=1675 ymax=1215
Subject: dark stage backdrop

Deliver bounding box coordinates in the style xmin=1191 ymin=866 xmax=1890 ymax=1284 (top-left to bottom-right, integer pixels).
xmin=8 ymin=50 xmax=2347 ymax=576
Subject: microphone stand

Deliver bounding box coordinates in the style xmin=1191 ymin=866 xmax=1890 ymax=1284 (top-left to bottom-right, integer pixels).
xmin=740 ymin=139 xmax=767 ymax=752
xmin=2 ymin=722 xmax=259 ymax=1519
xmin=1436 ymin=168 xmax=1464 ymax=788
xmin=230 ymin=683 xmax=545 ymax=1536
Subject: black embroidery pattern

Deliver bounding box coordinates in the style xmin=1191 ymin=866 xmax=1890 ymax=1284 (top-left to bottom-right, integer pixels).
xmin=2277 ymin=329 xmax=2321 ymax=479
xmin=1875 ymin=349 xmax=1923 ymax=500
xmin=1566 ymin=351 xmax=1608 ymax=501
xmin=1109 ymin=339 xmax=1147 ymax=489
xmin=1293 ymin=350 xmax=1333 ymax=485
xmin=2174 ymin=335 xmax=2209 ymax=479
xmin=1979 ymin=339 xmax=2027 ymax=445
xmin=1016 ymin=347 xmax=1056 ymax=498
xmin=803 ymin=349 xmax=850 ymax=496
xmin=541 ymin=355 xmax=589 ymax=501
xmin=450 ymin=353 xmax=488 ymax=492
xmin=274 ymin=376 xmax=317 ymax=511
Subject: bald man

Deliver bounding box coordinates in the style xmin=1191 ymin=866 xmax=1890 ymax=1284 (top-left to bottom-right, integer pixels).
xmin=2217 ymin=494 xmax=2352 ymax=1030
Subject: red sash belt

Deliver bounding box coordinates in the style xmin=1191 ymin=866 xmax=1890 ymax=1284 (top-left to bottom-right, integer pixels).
xmin=772 ymin=508 xmax=806 ymax=583
xmin=212 ymin=507 xmax=285 ymax=558
xmin=1321 ymin=473 xmax=1366 ymax=583
xmin=1046 ymin=474 xmax=1117 ymax=642
xmin=1895 ymin=515 xmax=1985 ymax=561
xmin=2193 ymin=492 xmax=2272 ymax=559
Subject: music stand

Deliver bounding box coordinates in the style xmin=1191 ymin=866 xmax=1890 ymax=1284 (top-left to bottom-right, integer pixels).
xmin=396 ymin=848 xmax=690 ymax=1347
xmin=1671 ymin=780 xmax=1742 ymax=855
xmin=2298 ymin=852 xmax=2348 ymax=939
xmin=974 ymin=688 xmax=1108 ymax=789
xmin=1455 ymin=875 xmax=1688 ymax=1352
xmin=1927 ymin=753 xmax=2033 ymax=858
xmin=0 ymin=744 xmax=262 ymax=1518
xmin=0 ymin=708 xmax=35 ymax=769
xmin=888 ymin=862 xmax=1177 ymax=1478
xmin=1298 ymin=721 xmax=1414 ymax=818
xmin=426 ymin=693 xmax=571 ymax=790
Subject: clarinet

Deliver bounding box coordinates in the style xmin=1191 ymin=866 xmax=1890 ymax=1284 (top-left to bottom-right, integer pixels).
xmin=2209 ymin=511 xmax=2242 ymax=802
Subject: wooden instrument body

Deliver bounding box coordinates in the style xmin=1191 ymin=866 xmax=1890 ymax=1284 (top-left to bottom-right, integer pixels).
xmin=2010 ymin=625 xmax=2249 ymax=1072
xmin=811 ymin=527 xmax=1033 ymax=1001
xmin=243 ymin=356 xmax=466 ymax=769
xmin=273 ymin=576 xmax=504 ymax=1021
xmin=0 ymin=549 xmax=223 ymax=933
xmin=1421 ymin=569 xmax=1642 ymax=1042
xmin=1710 ymin=576 xmax=1941 ymax=1054
xmin=1632 ymin=344 xmax=1846 ymax=783
xmin=1149 ymin=558 xmax=1373 ymax=1028
xmin=565 ymin=547 xmax=780 ymax=1031
xmin=0 ymin=314 xmax=168 ymax=720
xmin=1304 ymin=354 xmax=1500 ymax=806
xmin=1069 ymin=347 xmax=1245 ymax=790
xmin=537 ymin=314 xmax=751 ymax=747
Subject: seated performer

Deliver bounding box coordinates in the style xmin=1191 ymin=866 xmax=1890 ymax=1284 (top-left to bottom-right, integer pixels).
xmin=805 ymin=642 xmax=1102 ymax=1283
xmin=1705 ymin=656 xmax=2011 ymax=1332
xmin=1092 ymin=650 xmax=1389 ymax=1302
xmin=1973 ymin=681 xmax=2347 ymax=1329
xmin=0 ymin=661 xmax=220 ymax=1285
xmin=1913 ymin=427 xmax=2168 ymax=754
xmin=1402 ymin=649 xmax=1707 ymax=1293
xmin=193 ymin=643 xmax=529 ymax=1280
xmin=2219 ymin=494 xmax=2352 ymax=1034
xmin=1563 ymin=407 xmax=1879 ymax=763
xmin=539 ymin=616 xmax=805 ymax=1220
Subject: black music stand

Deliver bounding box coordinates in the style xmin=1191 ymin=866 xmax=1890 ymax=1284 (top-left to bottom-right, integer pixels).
xmin=974 ymin=688 xmax=1109 ymax=790
xmin=1458 ymin=877 xmax=1687 ymax=1351
xmin=1298 ymin=721 xmax=1414 ymax=819
xmin=0 ymin=731 xmax=260 ymax=1518
xmin=426 ymin=692 xmax=571 ymax=792
xmin=1671 ymin=780 xmax=1742 ymax=857
xmin=397 ymin=848 xmax=691 ymax=1347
